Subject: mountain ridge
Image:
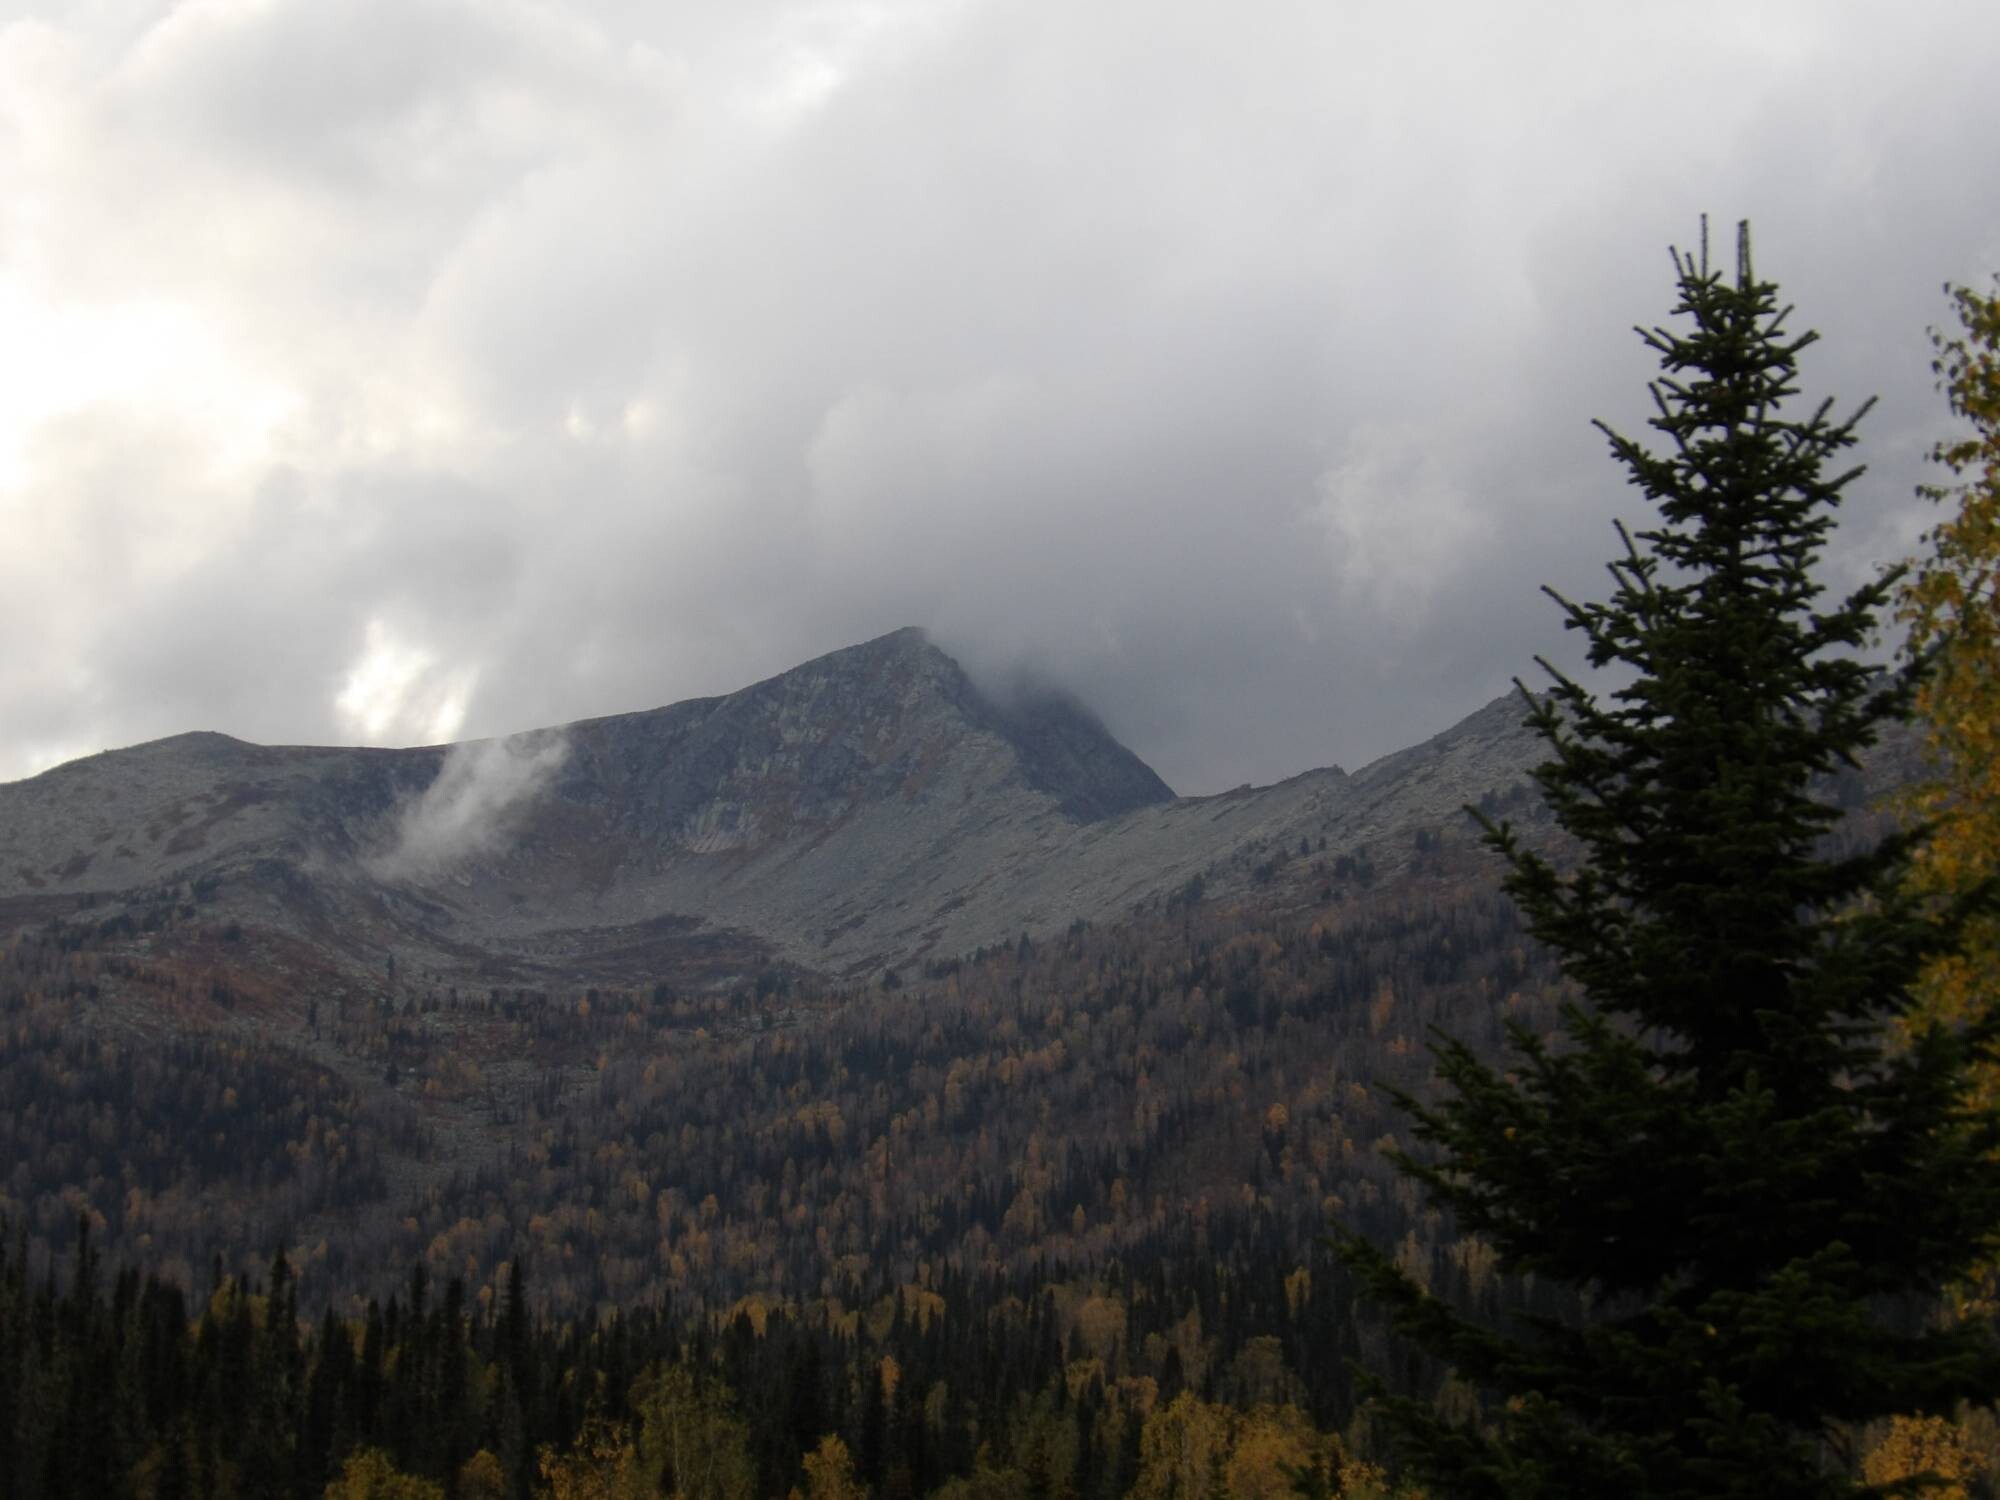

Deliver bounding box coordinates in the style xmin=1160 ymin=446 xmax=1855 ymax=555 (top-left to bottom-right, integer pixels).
xmin=0 ymin=628 xmax=1545 ymax=984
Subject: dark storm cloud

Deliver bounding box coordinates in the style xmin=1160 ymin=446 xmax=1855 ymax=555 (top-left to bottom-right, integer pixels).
xmin=2 ymin=1 xmax=1996 ymax=792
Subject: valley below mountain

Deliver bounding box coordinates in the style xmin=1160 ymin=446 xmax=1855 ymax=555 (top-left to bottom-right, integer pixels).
xmin=0 ymin=629 xmax=1904 ymax=1321
xmin=0 ymin=627 xmax=1927 ymax=1500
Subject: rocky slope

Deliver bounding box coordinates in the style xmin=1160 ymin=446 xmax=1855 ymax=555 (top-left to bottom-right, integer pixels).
xmin=0 ymin=628 xmax=1547 ymax=987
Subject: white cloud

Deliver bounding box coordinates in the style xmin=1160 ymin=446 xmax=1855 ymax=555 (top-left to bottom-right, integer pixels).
xmin=1312 ymin=425 xmax=1496 ymax=628
xmin=368 ymin=728 xmax=568 ymax=881
xmin=335 ymin=617 xmax=475 ymax=745
xmin=1 ymin=0 xmax=1997 ymax=792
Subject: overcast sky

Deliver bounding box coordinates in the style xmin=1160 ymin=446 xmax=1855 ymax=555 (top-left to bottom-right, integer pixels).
xmin=2 ymin=1 xmax=1996 ymax=795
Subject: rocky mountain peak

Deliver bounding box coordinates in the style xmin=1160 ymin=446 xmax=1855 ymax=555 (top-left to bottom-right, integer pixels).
xmin=0 ymin=633 xmax=1558 ymax=984
xmin=548 ymin=627 xmax=1172 ymax=859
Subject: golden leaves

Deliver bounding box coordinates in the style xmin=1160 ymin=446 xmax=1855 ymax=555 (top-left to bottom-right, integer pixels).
xmin=1902 ymin=279 xmax=2000 ymax=1070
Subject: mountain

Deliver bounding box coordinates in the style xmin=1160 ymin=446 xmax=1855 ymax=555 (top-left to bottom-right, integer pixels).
xmin=0 ymin=631 xmax=1912 ymax=1325
xmin=0 ymin=627 xmax=1545 ymax=990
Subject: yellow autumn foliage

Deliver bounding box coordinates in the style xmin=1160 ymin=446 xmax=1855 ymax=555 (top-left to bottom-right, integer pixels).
xmin=1901 ymin=278 xmax=2000 ymax=1060
xmin=455 ymin=1449 xmax=508 ymax=1500
xmin=1224 ymin=1404 xmax=1335 ymax=1500
xmin=800 ymin=1434 xmax=868 ymax=1500
xmin=323 ymin=1447 xmax=445 ymax=1500
xmin=535 ymin=1415 xmax=636 ymax=1500
xmin=1861 ymin=1412 xmax=1983 ymax=1499
xmin=1131 ymin=1393 xmax=1234 ymax=1500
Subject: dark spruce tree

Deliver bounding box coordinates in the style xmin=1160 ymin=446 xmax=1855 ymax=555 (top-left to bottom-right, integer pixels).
xmin=1336 ymin=221 xmax=2000 ymax=1497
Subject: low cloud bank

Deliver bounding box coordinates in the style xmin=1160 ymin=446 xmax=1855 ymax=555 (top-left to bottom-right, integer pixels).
xmin=369 ymin=731 xmax=569 ymax=881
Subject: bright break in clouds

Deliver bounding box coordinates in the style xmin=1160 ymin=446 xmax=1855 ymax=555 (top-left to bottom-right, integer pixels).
xmin=2 ymin=0 xmax=1996 ymax=793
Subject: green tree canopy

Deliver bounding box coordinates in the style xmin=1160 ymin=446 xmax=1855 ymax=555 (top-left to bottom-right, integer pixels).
xmin=1337 ymin=222 xmax=2000 ymax=1499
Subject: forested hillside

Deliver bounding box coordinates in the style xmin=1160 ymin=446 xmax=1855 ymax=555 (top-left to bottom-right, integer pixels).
xmin=4 ymin=1219 xmax=1440 ymax=1499
xmin=1 ymin=799 xmax=1565 ymax=1306
xmin=0 ymin=708 xmax=1909 ymax=1497
xmin=0 ymin=791 xmax=1589 ymax=1496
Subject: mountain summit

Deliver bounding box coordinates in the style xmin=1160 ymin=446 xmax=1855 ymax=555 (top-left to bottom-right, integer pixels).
xmin=548 ymin=627 xmax=1174 ymax=852
xmin=0 ymin=629 xmax=1544 ymax=984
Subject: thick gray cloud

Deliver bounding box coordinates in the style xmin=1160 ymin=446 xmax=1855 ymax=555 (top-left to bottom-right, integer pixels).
xmin=3 ymin=0 xmax=1996 ymax=793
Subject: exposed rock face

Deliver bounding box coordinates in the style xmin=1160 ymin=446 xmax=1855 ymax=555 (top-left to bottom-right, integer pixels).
xmin=546 ymin=626 xmax=1171 ymax=852
xmin=0 ymin=628 xmax=1547 ymax=985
